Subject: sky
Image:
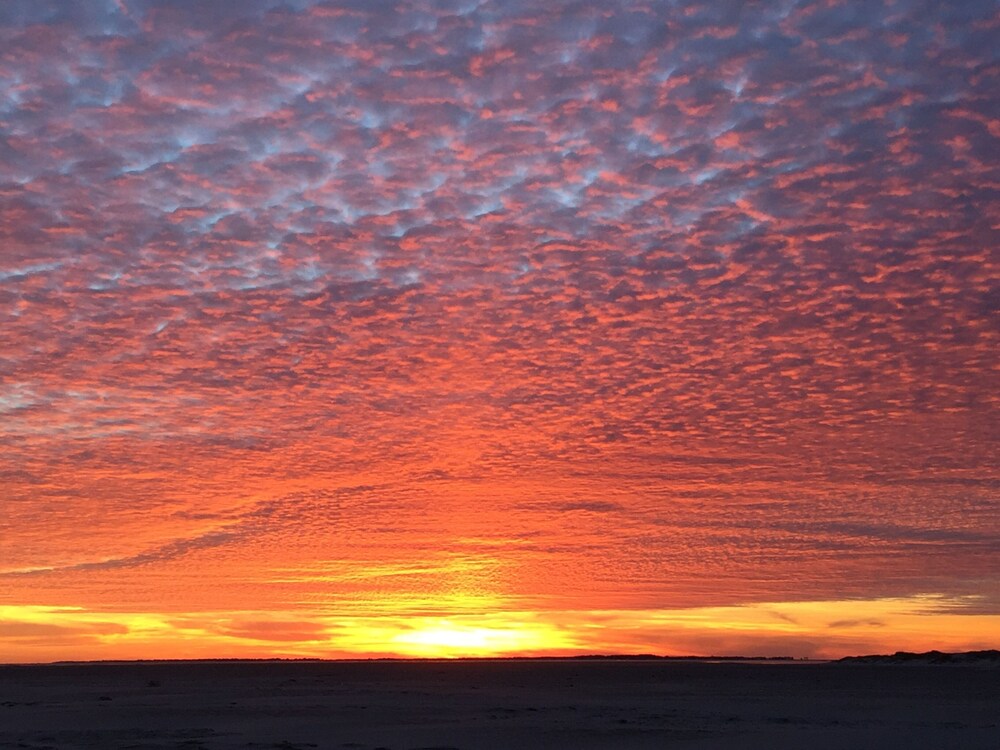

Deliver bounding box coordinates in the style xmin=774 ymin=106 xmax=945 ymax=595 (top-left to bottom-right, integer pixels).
xmin=1 ymin=0 xmax=998 ymax=662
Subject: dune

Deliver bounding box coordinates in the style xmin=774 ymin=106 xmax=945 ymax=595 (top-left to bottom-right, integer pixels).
xmin=837 ymin=649 xmax=1000 ymax=666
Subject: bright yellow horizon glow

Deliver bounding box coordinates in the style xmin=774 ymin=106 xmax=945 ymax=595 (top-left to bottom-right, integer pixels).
xmin=2 ymin=594 xmax=998 ymax=663
xmin=388 ymin=618 xmax=573 ymax=657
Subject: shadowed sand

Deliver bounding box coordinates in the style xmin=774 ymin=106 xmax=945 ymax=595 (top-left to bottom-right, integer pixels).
xmin=2 ymin=659 xmax=998 ymax=749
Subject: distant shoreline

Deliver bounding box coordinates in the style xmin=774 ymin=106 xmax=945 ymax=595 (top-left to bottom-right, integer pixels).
xmin=4 ymin=654 xmax=812 ymax=667
xmin=2 ymin=650 xmax=995 ymax=667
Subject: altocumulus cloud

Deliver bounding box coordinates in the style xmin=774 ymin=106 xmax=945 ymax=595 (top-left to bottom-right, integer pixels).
xmin=0 ymin=0 xmax=997 ymax=641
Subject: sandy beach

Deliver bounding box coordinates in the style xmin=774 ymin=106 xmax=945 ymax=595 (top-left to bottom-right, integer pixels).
xmin=2 ymin=659 xmax=997 ymax=749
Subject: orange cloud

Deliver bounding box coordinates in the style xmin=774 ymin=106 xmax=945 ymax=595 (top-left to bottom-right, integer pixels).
xmin=0 ymin=0 xmax=996 ymax=663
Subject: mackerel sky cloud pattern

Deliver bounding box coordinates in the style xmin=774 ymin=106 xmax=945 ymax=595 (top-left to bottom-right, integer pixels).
xmin=1 ymin=1 xmax=998 ymax=659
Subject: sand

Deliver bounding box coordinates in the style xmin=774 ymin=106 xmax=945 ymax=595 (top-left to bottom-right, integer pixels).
xmin=2 ymin=659 xmax=997 ymax=749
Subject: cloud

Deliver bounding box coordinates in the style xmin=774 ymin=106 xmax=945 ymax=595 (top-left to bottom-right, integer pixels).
xmin=828 ymin=619 xmax=885 ymax=629
xmin=0 ymin=0 xmax=996 ymax=650
xmin=0 ymin=620 xmax=128 ymax=638
xmin=218 ymin=618 xmax=331 ymax=642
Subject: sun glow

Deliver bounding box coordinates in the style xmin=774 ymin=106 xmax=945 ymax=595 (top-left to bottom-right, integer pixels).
xmin=3 ymin=595 xmax=998 ymax=662
xmin=388 ymin=619 xmax=571 ymax=657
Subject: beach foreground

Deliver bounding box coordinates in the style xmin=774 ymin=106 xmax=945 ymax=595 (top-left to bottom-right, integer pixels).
xmin=2 ymin=659 xmax=997 ymax=749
